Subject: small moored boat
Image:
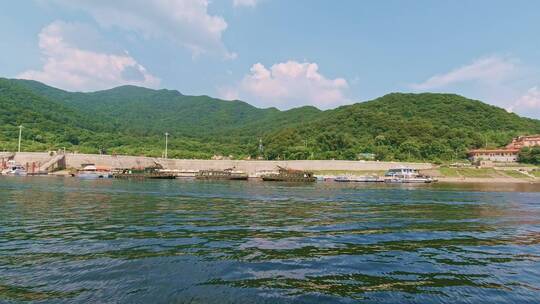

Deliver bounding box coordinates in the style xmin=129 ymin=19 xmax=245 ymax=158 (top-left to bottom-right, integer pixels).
xmin=113 ymin=164 xmax=175 ymax=179
xmin=1 ymin=160 xmax=27 ymax=176
xmin=384 ymin=167 xmax=435 ymax=183
xmin=196 ymin=168 xmax=248 ymax=180
xmin=334 ymin=176 xmax=352 ymax=182
xmin=334 ymin=175 xmax=383 ymax=183
xmin=76 ymin=163 xmax=112 ymax=179
xmin=261 ymin=166 xmax=316 ymax=182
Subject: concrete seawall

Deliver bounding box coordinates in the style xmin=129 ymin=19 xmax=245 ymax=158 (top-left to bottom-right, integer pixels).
xmin=10 ymin=152 xmax=433 ymax=176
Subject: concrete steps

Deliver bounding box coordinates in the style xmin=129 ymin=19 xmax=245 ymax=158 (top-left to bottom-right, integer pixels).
xmin=38 ymin=154 xmax=66 ymax=173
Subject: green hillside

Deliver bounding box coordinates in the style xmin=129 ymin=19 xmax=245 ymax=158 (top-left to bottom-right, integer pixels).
xmin=0 ymin=79 xmax=98 ymax=151
xmin=12 ymin=79 xmax=322 ymax=139
xmin=0 ymin=79 xmax=252 ymax=157
xmin=2 ymin=78 xmax=540 ymax=161
xmin=261 ymin=93 xmax=540 ymax=161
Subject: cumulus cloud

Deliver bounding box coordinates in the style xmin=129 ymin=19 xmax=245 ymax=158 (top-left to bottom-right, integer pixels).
xmin=18 ymin=21 xmax=160 ymax=91
xmin=411 ymin=56 xmax=519 ymax=90
xmin=217 ymin=86 xmax=240 ymax=101
xmin=51 ymin=0 xmax=234 ymax=58
xmin=507 ymin=86 xmax=540 ymax=113
xmin=233 ymin=0 xmax=258 ymax=7
xmin=219 ymin=61 xmax=349 ymax=109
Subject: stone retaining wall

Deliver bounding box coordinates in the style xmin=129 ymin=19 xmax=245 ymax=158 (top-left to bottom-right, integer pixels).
xmin=9 ymin=152 xmax=434 ymax=176
xmin=13 ymin=152 xmax=54 ymax=166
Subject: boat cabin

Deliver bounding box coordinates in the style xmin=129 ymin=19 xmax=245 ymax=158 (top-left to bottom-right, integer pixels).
xmin=385 ymin=168 xmax=419 ymax=177
xmin=196 ymin=168 xmax=248 ymax=180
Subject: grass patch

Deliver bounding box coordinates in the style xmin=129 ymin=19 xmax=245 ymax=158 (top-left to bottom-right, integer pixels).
xmin=531 ymin=170 xmax=540 ymax=177
xmin=438 ymin=168 xmax=460 ymax=177
xmin=501 ymin=170 xmax=531 ymax=179
xmin=438 ymin=167 xmax=501 ymax=178
xmin=495 ymin=163 xmax=538 ymax=168
xmin=457 ymin=168 xmax=500 ymax=177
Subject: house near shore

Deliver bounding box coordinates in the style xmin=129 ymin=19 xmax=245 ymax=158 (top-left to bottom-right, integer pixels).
xmin=506 ymin=135 xmax=540 ymax=149
xmin=468 ymin=134 xmax=540 ymax=163
xmin=467 ymin=148 xmax=520 ymax=163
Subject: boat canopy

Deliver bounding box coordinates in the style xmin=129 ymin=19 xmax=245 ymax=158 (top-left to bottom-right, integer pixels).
xmin=385 ymin=167 xmax=418 ymax=176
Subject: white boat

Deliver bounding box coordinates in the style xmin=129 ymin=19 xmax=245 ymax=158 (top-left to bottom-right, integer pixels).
xmin=384 ymin=167 xmax=435 ymax=183
xmin=76 ymin=164 xmax=112 ymax=179
xmin=1 ymin=160 xmax=27 ymax=176
xmin=356 ymin=175 xmax=384 ymax=182
xmin=334 ymin=176 xmax=352 ymax=182
xmin=335 ymin=175 xmax=383 ymax=183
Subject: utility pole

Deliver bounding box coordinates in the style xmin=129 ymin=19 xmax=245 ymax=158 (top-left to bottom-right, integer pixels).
xmin=164 ymin=132 xmax=169 ymax=159
xmin=18 ymin=125 xmax=23 ymax=152
xmin=258 ymin=138 xmax=264 ymax=158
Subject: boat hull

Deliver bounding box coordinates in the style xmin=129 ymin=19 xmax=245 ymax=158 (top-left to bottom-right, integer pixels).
xmin=113 ymin=173 xmax=176 ymax=179
xmin=196 ymin=175 xmax=248 ymax=181
xmin=195 ymin=169 xmax=249 ymax=181
xmin=262 ymin=176 xmax=317 ymax=182
xmin=335 ymin=177 xmax=384 ymax=183
xmin=77 ymin=173 xmax=112 ymax=179
xmin=3 ymin=172 xmax=27 ymax=176
xmin=385 ymin=178 xmax=433 ymax=184
xmin=2 ymin=170 xmax=27 ymax=176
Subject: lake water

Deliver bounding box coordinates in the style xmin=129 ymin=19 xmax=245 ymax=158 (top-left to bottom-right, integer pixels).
xmin=1 ymin=177 xmax=539 ymax=303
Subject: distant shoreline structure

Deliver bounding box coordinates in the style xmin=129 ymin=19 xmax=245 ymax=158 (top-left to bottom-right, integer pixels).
xmin=1 ymin=151 xmax=538 ymax=184
xmin=0 ymin=151 xmax=432 ymax=177
xmin=468 ymin=134 xmax=540 ymax=163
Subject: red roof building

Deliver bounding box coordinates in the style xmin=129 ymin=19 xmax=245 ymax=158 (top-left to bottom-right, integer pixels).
xmin=467 ymin=134 xmax=540 ymax=163
xmin=467 ymin=148 xmax=520 ymax=162
xmin=506 ymin=135 xmax=540 ymax=150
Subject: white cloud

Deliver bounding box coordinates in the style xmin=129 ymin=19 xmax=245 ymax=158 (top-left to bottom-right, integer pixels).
xmin=411 ymin=56 xmax=519 ymax=90
xmin=233 ymin=0 xmax=258 ymax=7
xmin=217 ymin=86 xmax=240 ymax=101
xmin=51 ymin=0 xmax=234 ymax=58
xmin=18 ymin=21 xmax=160 ymax=91
xmin=507 ymin=86 xmax=540 ymax=113
xmin=220 ymin=60 xmax=349 ymax=109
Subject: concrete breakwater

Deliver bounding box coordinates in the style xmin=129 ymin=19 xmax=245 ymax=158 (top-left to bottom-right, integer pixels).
xmin=4 ymin=152 xmax=433 ymax=177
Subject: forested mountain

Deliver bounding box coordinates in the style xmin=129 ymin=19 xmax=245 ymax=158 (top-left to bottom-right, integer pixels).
xmin=2 ymin=78 xmax=540 ymax=161
xmin=260 ymin=93 xmax=540 ymax=161
xmin=0 ymin=79 xmax=98 ymax=149
xmin=12 ymin=79 xmax=322 ymax=138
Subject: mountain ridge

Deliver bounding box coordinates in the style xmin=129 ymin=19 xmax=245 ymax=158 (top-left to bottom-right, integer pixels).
xmin=2 ymin=77 xmax=539 ymax=161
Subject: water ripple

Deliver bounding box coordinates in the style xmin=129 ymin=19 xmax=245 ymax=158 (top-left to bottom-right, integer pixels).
xmin=0 ymin=177 xmax=539 ymax=303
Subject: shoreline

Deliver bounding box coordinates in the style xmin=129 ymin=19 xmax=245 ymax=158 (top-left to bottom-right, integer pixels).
xmin=2 ymin=151 xmax=538 ymax=184
xmin=16 ymin=171 xmax=540 ymax=185
xmin=2 ymin=151 xmax=433 ymax=176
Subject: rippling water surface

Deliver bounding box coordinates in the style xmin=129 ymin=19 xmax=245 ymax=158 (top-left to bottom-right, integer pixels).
xmin=1 ymin=177 xmax=539 ymax=303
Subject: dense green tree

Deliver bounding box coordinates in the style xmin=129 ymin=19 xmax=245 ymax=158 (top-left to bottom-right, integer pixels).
xmin=399 ymin=140 xmax=421 ymax=160
xmin=519 ymin=147 xmax=540 ymax=164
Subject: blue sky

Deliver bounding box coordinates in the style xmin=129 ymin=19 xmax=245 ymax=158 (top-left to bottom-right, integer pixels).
xmin=1 ymin=1 xmax=540 ymax=117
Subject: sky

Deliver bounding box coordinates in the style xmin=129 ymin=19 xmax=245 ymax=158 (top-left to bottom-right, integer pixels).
xmin=1 ymin=0 xmax=540 ymax=118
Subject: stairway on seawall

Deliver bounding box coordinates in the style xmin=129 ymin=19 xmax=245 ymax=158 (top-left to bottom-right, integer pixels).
xmin=38 ymin=154 xmax=66 ymax=173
